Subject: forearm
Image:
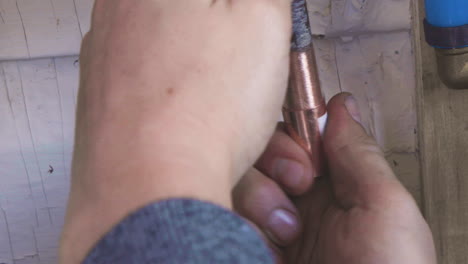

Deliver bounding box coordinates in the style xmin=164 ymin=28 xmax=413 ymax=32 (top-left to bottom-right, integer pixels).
xmin=61 ymin=119 xmax=234 ymax=263
xmin=61 ymin=0 xmax=291 ymax=262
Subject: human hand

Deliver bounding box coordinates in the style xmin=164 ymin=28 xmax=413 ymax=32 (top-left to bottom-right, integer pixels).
xmin=61 ymin=0 xmax=292 ymax=263
xmin=234 ymin=93 xmax=437 ymax=263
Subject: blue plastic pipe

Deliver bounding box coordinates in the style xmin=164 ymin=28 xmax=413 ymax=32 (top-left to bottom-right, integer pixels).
xmin=425 ymin=0 xmax=468 ymax=27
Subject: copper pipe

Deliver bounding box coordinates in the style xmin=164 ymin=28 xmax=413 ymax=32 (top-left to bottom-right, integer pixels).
xmin=285 ymin=0 xmax=327 ymax=177
xmin=283 ymin=45 xmax=327 ymax=177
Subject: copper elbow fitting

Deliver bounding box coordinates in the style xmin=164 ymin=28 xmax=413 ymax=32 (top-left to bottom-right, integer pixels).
xmin=435 ymin=47 xmax=468 ymax=90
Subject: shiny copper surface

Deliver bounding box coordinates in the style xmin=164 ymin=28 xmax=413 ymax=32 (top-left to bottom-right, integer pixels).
xmin=283 ymin=45 xmax=327 ymax=177
xmin=284 ymin=46 xmax=326 ymax=113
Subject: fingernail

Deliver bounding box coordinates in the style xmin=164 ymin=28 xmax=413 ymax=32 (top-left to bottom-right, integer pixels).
xmin=267 ymin=209 xmax=299 ymax=245
xmin=272 ymin=159 xmax=304 ymax=190
xmin=345 ymin=95 xmax=362 ymax=123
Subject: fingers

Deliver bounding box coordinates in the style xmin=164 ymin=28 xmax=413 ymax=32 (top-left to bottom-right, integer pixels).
xmin=256 ymin=125 xmax=315 ymax=195
xmin=233 ymin=168 xmax=301 ymax=246
xmin=324 ymin=93 xmax=413 ymax=209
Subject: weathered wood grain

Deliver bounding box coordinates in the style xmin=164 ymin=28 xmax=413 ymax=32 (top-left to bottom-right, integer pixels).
xmin=414 ymin=0 xmax=468 ymax=262
xmin=0 ymin=57 xmax=78 ymax=264
xmin=0 ymin=0 xmax=93 ymax=60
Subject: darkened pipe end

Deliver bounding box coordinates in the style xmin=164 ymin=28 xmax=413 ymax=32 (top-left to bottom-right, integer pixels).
xmin=291 ymin=0 xmax=312 ymax=50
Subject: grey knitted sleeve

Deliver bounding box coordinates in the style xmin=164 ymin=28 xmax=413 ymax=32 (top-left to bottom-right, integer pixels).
xmin=83 ymin=199 xmax=274 ymax=264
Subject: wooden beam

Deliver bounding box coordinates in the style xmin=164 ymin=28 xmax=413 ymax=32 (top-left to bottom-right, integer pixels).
xmin=413 ymin=0 xmax=468 ymax=262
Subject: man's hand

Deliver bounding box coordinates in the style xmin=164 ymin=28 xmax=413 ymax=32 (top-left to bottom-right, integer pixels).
xmin=60 ymin=1 xmax=292 ymax=263
xmin=234 ymin=93 xmax=437 ymax=263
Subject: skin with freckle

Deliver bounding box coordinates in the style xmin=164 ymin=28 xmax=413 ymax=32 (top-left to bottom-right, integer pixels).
xmin=60 ymin=1 xmax=292 ymax=263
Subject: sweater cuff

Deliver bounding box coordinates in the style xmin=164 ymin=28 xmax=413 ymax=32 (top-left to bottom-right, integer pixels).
xmin=83 ymin=199 xmax=273 ymax=264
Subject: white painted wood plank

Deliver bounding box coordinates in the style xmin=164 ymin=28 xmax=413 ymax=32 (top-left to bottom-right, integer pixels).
xmin=2 ymin=61 xmax=52 ymax=228
xmin=15 ymin=0 xmax=83 ymax=58
xmin=313 ymin=38 xmax=342 ymax=101
xmin=74 ymin=0 xmax=94 ymax=38
xmin=0 ymin=57 xmax=77 ymax=263
xmin=0 ymin=0 xmax=29 ymax=60
xmin=4 ymin=209 xmax=40 ymax=264
xmin=316 ymin=31 xmax=421 ymax=204
xmin=34 ymin=225 xmax=61 ymax=264
xmin=334 ymin=31 xmax=417 ymax=153
xmin=0 ymin=0 xmax=412 ymax=60
xmin=54 ymin=56 xmax=78 ymax=178
xmin=0 ymin=0 xmax=93 ymax=60
xmin=0 ymin=62 xmax=40 ymax=264
xmin=18 ymin=58 xmax=70 ymax=218
xmin=0 ymin=207 xmax=15 ymax=264
xmin=308 ymin=0 xmax=411 ymax=36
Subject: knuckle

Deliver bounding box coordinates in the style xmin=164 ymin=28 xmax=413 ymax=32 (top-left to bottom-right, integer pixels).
xmin=254 ymin=177 xmax=280 ymax=201
xmin=234 ymin=170 xmax=278 ymax=209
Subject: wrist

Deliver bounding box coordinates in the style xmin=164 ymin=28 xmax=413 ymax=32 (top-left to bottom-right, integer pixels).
xmin=63 ymin=115 xmax=234 ymax=263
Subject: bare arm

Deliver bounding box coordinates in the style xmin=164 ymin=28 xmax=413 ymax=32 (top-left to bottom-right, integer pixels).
xmin=60 ymin=1 xmax=292 ymax=262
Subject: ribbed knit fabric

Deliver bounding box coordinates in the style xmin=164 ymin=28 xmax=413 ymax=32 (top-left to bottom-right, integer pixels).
xmin=83 ymin=199 xmax=273 ymax=264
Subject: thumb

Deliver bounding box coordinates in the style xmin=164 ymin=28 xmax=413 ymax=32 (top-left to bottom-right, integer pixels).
xmin=324 ymin=93 xmax=410 ymax=210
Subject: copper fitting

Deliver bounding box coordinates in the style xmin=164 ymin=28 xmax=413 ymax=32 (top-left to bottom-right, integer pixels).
xmin=435 ymin=47 xmax=468 ymax=90
xmin=283 ymin=45 xmax=327 ymax=177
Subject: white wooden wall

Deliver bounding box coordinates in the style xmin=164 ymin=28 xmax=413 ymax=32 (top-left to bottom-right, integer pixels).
xmin=0 ymin=0 xmax=418 ymax=263
xmin=1 ymin=0 xmax=90 ymax=261
xmin=0 ymin=0 xmax=93 ymax=60
xmin=0 ymin=57 xmax=78 ymax=264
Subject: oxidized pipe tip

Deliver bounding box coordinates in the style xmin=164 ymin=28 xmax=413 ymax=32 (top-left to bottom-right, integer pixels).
xmin=284 ymin=0 xmax=327 ymax=177
xmin=291 ymin=0 xmax=312 ymax=50
xmin=283 ymin=47 xmax=327 ymax=177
